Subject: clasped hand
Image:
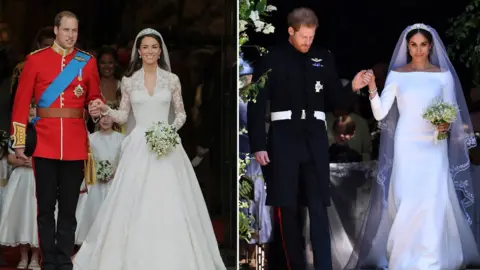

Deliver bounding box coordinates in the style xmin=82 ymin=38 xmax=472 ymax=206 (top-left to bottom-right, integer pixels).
xmin=352 ymin=69 xmax=376 ymax=91
xmin=88 ymin=99 xmax=107 ymax=118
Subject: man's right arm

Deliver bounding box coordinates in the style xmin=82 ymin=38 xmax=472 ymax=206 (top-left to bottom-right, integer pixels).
xmin=247 ymin=55 xmax=271 ymax=154
xmin=10 ymin=56 xmax=36 ymax=150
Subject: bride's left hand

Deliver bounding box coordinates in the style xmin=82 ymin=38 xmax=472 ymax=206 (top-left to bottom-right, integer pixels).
xmin=437 ymin=123 xmax=450 ymax=133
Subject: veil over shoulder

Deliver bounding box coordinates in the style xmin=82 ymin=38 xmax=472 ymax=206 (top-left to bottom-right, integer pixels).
xmin=72 ymin=28 xmax=226 ymax=270
xmin=319 ymin=23 xmax=479 ymax=269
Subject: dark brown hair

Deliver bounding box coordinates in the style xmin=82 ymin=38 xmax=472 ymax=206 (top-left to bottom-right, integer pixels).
xmin=54 ymin=11 xmax=78 ymax=27
xmin=332 ymin=115 xmax=356 ymax=136
xmin=287 ymin=7 xmax=318 ymax=31
xmin=124 ymin=33 xmax=169 ymax=77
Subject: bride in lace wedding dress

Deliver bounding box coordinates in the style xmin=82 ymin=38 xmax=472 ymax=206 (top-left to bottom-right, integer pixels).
xmin=72 ymin=29 xmax=226 ymax=270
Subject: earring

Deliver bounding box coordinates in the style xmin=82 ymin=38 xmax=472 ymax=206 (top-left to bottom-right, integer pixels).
xmin=139 ymin=55 xmax=142 ymax=58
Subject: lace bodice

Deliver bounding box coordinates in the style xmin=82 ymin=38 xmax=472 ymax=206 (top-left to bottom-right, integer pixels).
xmin=106 ymin=67 xmax=186 ymax=131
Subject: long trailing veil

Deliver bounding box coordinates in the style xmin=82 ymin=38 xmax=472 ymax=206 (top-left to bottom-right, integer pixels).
xmin=339 ymin=23 xmax=478 ymax=269
xmin=125 ymin=28 xmax=174 ymax=135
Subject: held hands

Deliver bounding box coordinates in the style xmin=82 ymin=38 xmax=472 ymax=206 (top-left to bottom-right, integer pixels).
xmin=14 ymin=148 xmax=28 ymax=161
xmin=352 ymin=70 xmax=376 ymax=92
xmin=352 ymin=70 xmax=370 ymax=91
xmin=254 ymin=151 xmax=270 ymax=166
xmin=13 ymin=148 xmax=31 ymax=167
xmin=88 ymin=99 xmax=108 ymax=118
xmin=24 ymin=157 xmax=32 ymax=167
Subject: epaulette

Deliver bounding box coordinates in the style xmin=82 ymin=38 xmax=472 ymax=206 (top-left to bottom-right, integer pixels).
xmin=29 ymin=46 xmax=49 ymax=55
xmin=76 ymin=48 xmax=95 ymax=58
xmin=13 ymin=61 xmax=24 ymax=72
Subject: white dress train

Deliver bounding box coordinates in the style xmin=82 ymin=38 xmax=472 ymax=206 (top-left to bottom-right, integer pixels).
xmin=72 ymin=67 xmax=226 ymax=270
xmin=371 ymin=70 xmax=478 ymax=270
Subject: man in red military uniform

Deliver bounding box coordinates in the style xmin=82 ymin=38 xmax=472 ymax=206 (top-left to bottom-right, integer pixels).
xmin=10 ymin=11 xmax=103 ymax=270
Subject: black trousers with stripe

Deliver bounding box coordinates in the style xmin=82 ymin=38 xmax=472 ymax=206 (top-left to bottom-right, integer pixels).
xmin=33 ymin=157 xmax=84 ymax=270
xmin=267 ymin=152 xmax=332 ymax=270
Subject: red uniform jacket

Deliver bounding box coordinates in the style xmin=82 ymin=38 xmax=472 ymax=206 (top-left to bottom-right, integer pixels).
xmin=10 ymin=42 xmax=103 ymax=160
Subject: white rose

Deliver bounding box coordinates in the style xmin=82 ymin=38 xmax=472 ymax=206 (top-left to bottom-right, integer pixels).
xmin=265 ymin=5 xmax=277 ymax=12
xmin=263 ymin=23 xmax=275 ymax=34
xmin=239 ymin=20 xmax=248 ymax=32
xmin=249 ymin=10 xmax=260 ymax=22
xmin=254 ymin=20 xmax=265 ymax=32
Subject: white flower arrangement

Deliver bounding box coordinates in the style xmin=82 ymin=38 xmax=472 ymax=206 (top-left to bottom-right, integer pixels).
xmin=422 ymin=97 xmax=458 ymax=141
xmin=145 ymin=121 xmax=180 ymax=158
xmin=238 ymin=0 xmax=277 ymax=243
xmin=96 ymin=160 xmax=114 ymax=183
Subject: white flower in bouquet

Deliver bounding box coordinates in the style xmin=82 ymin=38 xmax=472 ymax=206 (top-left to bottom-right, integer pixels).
xmin=145 ymin=121 xmax=181 ymax=158
xmin=96 ymin=160 xmax=114 ymax=183
xmin=422 ymin=97 xmax=458 ymax=141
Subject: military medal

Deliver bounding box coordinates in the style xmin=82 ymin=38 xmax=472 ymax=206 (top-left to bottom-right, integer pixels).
xmin=311 ymin=58 xmax=323 ymax=67
xmin=315 ymin=81 xmax=323 ymax=92
xmin=78 ymin=69 xmax=83 ymax=81
xmin=74 ymin=85 xmax=84 ymax=98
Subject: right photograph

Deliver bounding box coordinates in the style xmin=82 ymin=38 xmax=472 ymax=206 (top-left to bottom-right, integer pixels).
xmin=238 ymin=1 xmax=480 ymax=269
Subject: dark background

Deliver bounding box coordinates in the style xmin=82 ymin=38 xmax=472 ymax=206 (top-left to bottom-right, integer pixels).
xmin=244 ymin=0 xmax=474 ymax=88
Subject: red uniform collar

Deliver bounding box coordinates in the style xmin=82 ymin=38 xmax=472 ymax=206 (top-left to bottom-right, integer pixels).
xmin=51 ymin=41 xmax=74 ymax=56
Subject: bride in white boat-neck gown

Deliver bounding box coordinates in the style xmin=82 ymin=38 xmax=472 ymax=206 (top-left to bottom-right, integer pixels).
xmin=352 ymin=23 xmax=479 ymax=270
xmin=72 ymin=28 xmax=226 ymax=270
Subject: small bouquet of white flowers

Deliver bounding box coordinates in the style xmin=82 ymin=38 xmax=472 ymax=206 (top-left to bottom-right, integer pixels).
xmin=422 ymin=97 xmax=458 ymax=142
xmin=96 ymin=160 xmax=114 ymax=183
xmin=145 ymin=121 xmax=180 ymax=158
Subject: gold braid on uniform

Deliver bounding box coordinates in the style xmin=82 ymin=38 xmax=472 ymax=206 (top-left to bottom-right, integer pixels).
xmin=10 ymin=62 xmax=24 ymax=94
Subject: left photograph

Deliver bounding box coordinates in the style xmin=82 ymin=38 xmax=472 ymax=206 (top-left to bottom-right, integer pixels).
xmin=0 ymin=0 xmax=237 ymax=269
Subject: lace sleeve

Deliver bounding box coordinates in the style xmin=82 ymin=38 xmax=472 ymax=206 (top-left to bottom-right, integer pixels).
xmin=106 ymin=77 xmax=131 ymax=124
xmin=171 ymin=74 xmax=186 ymax=130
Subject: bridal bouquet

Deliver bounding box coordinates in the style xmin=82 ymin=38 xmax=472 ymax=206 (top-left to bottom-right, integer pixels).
xmin=96 ymin=160 xmax=114 ymax=183
xmin=145 ymin=121 xmax=180 ymax=158
xmin=422 ymin=97 xmax=458 ymax=141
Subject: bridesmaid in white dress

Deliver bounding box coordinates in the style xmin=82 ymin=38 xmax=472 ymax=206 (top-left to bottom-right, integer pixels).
xmin=72 ymin=28 xmax=226 ymax=270
xmin=0 ymin=108 xmax=40 ymax=270
xmin=75 ymin=114 xmax=124 ymax=244
xmin=359 ymin=23 xmax=479 ymax=269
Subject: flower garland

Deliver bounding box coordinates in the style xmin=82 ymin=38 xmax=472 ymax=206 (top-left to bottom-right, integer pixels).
xmin=238 ymin=0 xmax=276 ymax=243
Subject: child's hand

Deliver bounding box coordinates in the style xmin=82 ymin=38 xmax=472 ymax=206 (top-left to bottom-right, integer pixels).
xmin=24 ymin=157 xmax=32 ymax=167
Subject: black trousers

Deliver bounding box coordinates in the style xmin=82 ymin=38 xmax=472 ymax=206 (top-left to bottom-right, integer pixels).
xmin=33 ymin=157 xmax=84 ymax=270
xmin=268 ymin=153 xmax=332 ymax=270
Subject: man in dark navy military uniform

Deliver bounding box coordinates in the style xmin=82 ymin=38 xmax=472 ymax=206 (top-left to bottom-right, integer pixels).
xmin=247 ymin=7 xmax=370 ymax=270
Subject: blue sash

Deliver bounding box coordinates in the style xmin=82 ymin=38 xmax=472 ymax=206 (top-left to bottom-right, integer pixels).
xmin=37 ymin=51 xmax=91 ymax=108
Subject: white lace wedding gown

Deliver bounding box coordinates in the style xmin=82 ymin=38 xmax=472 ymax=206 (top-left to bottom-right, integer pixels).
xmin=371 ymin=70 xmax=478 ymax=270
xmin=73 ymin=67 xmax=226 ymax=270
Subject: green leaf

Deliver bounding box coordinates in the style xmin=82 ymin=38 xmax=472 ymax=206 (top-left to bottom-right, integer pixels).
xmin=256 ymin=0 xmax=267 ymax=12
